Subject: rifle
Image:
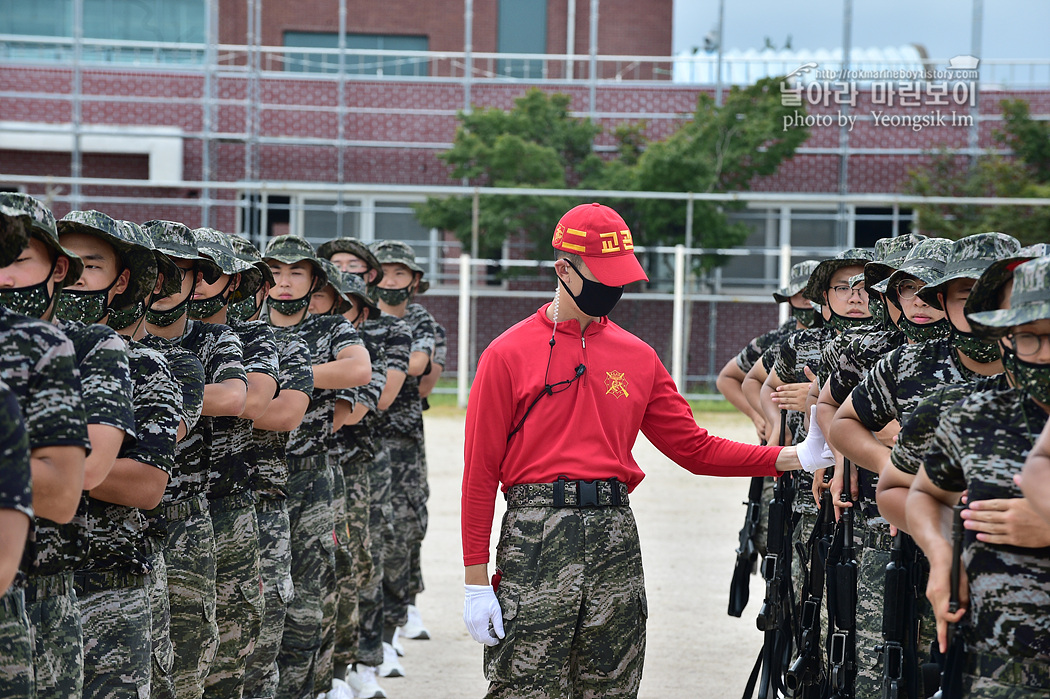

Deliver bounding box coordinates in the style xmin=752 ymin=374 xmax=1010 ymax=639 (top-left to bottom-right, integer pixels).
xmin=729 ymin=475 xmax=768 ymax=617
xmin=743 ymin=411 xmax=796 ymax=699
xmin=785 ymin=479 xmax=834 ymax=696
xmin=932 ymin=504 xmax=967 ymax=699
xmin=876 ymin=533 xmax=915 ymax=699
xmin=828 ymin=458 xmax=857 ymax=698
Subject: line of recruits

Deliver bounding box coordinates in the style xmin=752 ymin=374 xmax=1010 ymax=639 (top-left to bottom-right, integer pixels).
xmin=0 ymin=192 xmax=447 ymax=699
xmin=718 ymin=230 xmax=1050 ymax=698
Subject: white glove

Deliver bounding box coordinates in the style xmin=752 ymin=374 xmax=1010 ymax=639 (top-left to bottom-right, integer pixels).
xmin=798 ymin=406 xmax=835 ymax=474
xmin=464 ymin=584 xmax=505 ymax=646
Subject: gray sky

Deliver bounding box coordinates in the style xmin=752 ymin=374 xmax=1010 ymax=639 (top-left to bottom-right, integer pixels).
xmin=673 ymin=0 xmax=1050 ymax=60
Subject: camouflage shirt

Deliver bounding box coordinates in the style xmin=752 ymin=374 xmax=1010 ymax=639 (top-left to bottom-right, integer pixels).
xmin=0 ymin=379 xmax=32 ymax=521
xmin=208 ymin=319 xmax=279 ymax=500
xmin=161 ymin=320 xmax=247 ymax=503
xmin=384 ymin=303 xmax=436 ymax=437
xmin=252 ymin=326 xmax=313 ymax=499
xmin=141 ymin=333 xmax=206 ymax=435
xmin=772 ymin=325 xmax=837 ymax=515
xmin=84 ymin=340 xmax=180 ymax=575
xmin=826 ymin=327 xmax=906 ymax=405
xmin=335 ymin=326 xmax=388 ymax=465
xmin=36 ymin=320 xmax=135 ymax=577
xmin=891 ymin=373 xmax=1007 ymax=476
xmin=284 ymin=314 xmax=362 ymax=458
xmin=851 ymin=336 xmax=976 ymax=432
xmin=433 ymin=321 xmax=448 ymax=367
xmin=924 ymin=386 xmax=1050 ymax=662
xmin=0 ymin=308 xmax=90 ymax=578
xmin=736 ymin=319 xmax=797 ymax=373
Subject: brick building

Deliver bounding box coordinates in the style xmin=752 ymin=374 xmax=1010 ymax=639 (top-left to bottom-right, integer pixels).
xmin=0 ymin=1 xmax=1046 ymax=387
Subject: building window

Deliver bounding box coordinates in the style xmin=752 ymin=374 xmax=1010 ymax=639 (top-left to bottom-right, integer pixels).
xmin=283 ymin=32 xmax=429 ymax=76
xmin=0 ymin=0 xmax=206 ymax=64
xmin=497 ymin=0 xmax=546 ymax=79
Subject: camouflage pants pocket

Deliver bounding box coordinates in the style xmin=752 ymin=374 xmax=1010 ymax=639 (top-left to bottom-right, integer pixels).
xmin=80 ymin=586 xmax=152 ymax=699
xmin=29 ymin=586 xmax=83 ymax=697
xmin=238 ymin=577 xmax=265 ymax=659
xmin=483 ymin=588 xmax=521 ymax=685
xmin=0 ymin=588 xmax=35 ymax=699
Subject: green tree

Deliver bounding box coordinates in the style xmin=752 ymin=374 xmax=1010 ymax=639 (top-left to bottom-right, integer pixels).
xmin=415 ymin=89 xmax=603 ymax=258
xmin=626 ymin=77 xmax=810 ymax=267
xmin=906 ymin=99 xmax=1050 ymax=245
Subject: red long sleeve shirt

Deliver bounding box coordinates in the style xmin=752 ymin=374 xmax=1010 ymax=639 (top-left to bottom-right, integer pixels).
xmin=461 ymin=304 xmax=783 ymax=566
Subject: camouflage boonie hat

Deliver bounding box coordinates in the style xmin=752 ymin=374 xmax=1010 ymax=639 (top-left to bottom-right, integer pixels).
xmin=917 ymin=232 xmax=1022 ymax=309
xmin=227 ymin=235 xmax=274 ymax=295
xmin=142 ymin=220 xmax=222 ymax=284
xmin=317 ymin=237 xmax=384 ymax=285
xmin=262 ymin=235 xmax=327 ymax=287
xmin=773 ymin=260 xmax=820 ymax=303
xmin=59 ymin=210 xmax=159 ymax=308
xmin=803 ymin=248 xmax=874 ymax=304
xmin=864 ymin=233 xmax=927 ymax=290
xmin=343 ymin=269 xmax=380 ymax=318
xmin=0 ymin=204 xmax=31 ymax=268
xmin=872 ymin=237 xmax=953 ymax=296
xmin=0 ymin=192 xmax=84 ymax=287
xmin=192 ymin=228 xmax=257 ymax=303
xmin=969 ymin=256 xmax=1050 ymax=339
xmin=129 ymin=221 xmax=181 ymax=298
xmin=965 ymin=244 xmax=1050 ymax=321
xmin=317 ymin=258 xmax=353 ymax=308
xmin=371 ymin=239 xmax=430 ymax=293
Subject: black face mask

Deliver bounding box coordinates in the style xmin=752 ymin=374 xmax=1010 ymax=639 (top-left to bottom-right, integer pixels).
xmin=560 ymin=260 xmax=623 ymax=318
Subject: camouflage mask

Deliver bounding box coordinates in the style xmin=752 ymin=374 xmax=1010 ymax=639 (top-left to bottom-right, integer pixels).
xmin=227 ymin=293 xmax=259 ymax=323
xmin=268 ymin=293 xmax=311 ymax=317
xmin=1013 ymin=355 xmax=1050 ymax=404
xmin=147 ymin=276 xmax=195 ymax=327
xmin=372 ymin=284 xmax=413 ymax=307
xmin=899 ymin=315 xmax=952 ymax=343
xmin=791 ymin=305 xmax=817 ymax=328
xmin=107 ymin=300 xmax=146 ymax=331
xmin=952 ymin=329 xmax=1001 ymax=364
xmin=828 ymin=309 xmax=871 ymax=332
xmin=55 ymin=284 xmax=114 ymax=324
xmin=0 ymin=258 xmax=57 ymax=319
xmin=1001 ymin=342 xmax=1019 ymax=377
xmin=187 ymin=276 xmax=234 ymax=320
xmin=868 ymin=294 xmax=888 ymax=327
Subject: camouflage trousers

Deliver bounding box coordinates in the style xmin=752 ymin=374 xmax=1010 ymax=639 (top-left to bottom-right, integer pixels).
xmin=164 ymin=501 xmax=218 ymax=699
xmin=27 ymin=572 xmax=83 ymax=696
xmin=383 ymin=435 xmax=428 ymax=630
xmin=334 ymin=452 xmax=373 ymax=672
xmin=853 ymin=516 xmax=892 ymax=699
xmin=484 ymin=502 xmax=647 ymax=699
xmin=962 ymin=649 xmax=1050 ymax=697
xmin=79 ymin=578 xmax=152 ymax=699
xmin=146 ymin=549 xmax=176 ymax=699
xmin=203 ymin=499 xmax=263 ymax=699
xmin=276 ymin=455 xmax=335 ymax=699
xmin=244 ymin=498 xmax=293 ymax=699
xmin=0 ymin=586 xmax=34 ymax=698
xmin=316 ymin=460 xmax=347 ymax=691
xmin=358 ymin=445 xmax=393 ymax=669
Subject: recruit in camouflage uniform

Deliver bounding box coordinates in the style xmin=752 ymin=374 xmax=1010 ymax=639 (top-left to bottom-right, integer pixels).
xmin=329 ymin=271 xmax=387 ymax=690
xmin=58 ymin=211 xmax=179 ymax=699
xmin=369 ymin=240 xmax=437 ymax=657
xmin=104 ymin=225 xmax=205 ymax=699
xmin=910 ymin=255 xmax=1050 ymax=698
xmin=190 ymin=227 xmax=277 ymax=699
xmin=0 ymin=378 xmax=34 ymax=699
xmin=229 ymin=234 xmax=314 ymax=699
xmin=0 ymin=193 xmax=94 ymax=697
xmin=263 ymin=235 xmax=367 ymax=699
xmin=143 ymin=220 xmax=246 ymax=699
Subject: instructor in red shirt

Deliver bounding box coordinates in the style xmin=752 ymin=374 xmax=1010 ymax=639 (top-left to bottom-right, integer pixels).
xmin=461 ymin=203 xmax=832 ymax=699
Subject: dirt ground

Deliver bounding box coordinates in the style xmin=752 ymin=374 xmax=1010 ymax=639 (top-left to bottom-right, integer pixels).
xmin=385 ymin=410 xmax=768 ymax=699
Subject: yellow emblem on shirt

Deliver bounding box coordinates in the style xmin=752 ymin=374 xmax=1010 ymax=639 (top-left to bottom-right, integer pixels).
xmin=605 ymin=370 xmax=629 ymax=398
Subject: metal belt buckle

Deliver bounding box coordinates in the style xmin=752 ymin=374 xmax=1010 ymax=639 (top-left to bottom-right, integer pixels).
xmin=578 ymin=480 xmax=599 ymax=507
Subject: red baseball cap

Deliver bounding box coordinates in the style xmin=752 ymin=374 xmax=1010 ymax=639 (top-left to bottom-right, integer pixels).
xmin=551 ymin=203 xmax=648 ymax=286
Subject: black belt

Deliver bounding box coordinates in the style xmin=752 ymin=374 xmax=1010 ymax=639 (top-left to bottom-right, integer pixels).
xmin=506 ymin=478 xmax=629 ymax=509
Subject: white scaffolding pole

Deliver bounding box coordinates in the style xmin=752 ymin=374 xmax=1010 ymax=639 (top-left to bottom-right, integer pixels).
xmin=671 ymin=244 xmax=686 ymax=391
xmin=457 ymin=253 xmax=472 ymax=408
